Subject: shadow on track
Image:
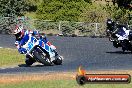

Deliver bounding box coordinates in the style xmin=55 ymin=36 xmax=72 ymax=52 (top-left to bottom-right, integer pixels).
xmin=18 ymin=64 xmax=45 ymax=67
xmin=18 ymin=64 xmax=56 ymax=67
xmin=18 ymin=64 xmax=29 ymax=67
xmin=106 ymin=51 xmax=132 ymax=54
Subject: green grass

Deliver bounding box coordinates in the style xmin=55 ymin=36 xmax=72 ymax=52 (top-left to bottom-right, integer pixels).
xmin=0 ymin=48 xmax=25 ymax=66
xmin=0 ymin=79 xmax=132 ymax=88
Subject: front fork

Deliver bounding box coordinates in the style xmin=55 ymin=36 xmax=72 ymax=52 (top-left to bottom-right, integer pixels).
xmin=52 ymin=50 xmax=58 ymax=56
xmin=120 ymin=40 xmax=130 ymax=50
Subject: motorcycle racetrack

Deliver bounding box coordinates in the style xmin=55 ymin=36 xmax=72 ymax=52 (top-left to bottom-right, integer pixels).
xmin=0 ymin=34 xmax=132 ymax=74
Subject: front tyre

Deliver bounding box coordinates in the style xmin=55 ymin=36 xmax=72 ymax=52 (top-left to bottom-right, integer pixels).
xmin=25 ymin=58 xmax=34 ymax=66
xmin=122 ymin=47 xmax=126 ymax=53
xmin=53 ymin=55 xmax=62 ymax=65
xmin=113 ymin=41 xmax=119 ymax=48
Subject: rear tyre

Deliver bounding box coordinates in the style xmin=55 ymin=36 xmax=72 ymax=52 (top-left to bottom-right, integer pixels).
xmin=33 ymin=48 xmax=53 ymax=66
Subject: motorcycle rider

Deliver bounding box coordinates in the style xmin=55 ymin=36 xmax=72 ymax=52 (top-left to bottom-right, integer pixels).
xmin=13 ymin=16 xmax=59 ymax=65
xmin=106 ymin=19 xmax=119 ymax=42
xmin=106 ymin=18 xmax=116 ymax=33
xmin=106 ymin=18 xmax=132 ymax=40
xmin=14 ymin=26 xmax=56 ymax=53
xmin=13 ymin=23 xmax=57 ymax=65
xmin=14 ymin=24 xmax=43 ymax=54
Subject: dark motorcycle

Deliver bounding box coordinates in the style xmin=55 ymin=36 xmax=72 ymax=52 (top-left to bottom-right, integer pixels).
xmin=120 ymin=31 xmax=132 ymax=52
xmin=107 ymin=22 xmax=132 ymax=52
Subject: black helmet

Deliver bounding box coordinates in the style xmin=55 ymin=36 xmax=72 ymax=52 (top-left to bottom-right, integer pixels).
xmin=107 ymin=19 xmax=113 ymax=25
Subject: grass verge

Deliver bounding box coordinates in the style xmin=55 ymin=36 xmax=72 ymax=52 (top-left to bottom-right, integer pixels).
xmin=0 ymin=48 xmax=24 ymax=67
xmin=0 ymin=48 xmax=132 ymax=88
xmin=1 ymin=80 xmax=132 ymax=88
xmin=0 ymin=71 xmax=132 ymax=88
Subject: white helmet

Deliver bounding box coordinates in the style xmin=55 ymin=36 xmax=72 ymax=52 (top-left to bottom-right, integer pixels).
xmin=14 ymin=25 xmax=23 ymax=34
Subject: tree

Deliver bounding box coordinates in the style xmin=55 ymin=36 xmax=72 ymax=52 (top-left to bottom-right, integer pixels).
xmin=84 ymin=0 xmax=92 ymax=3
xmin=0 ymin=0 xmax=29 ymax=17
xmin=36 ymin=0 xmax=88 ymax=21
xmin=114 ymin=0 xmax=131 ymax=9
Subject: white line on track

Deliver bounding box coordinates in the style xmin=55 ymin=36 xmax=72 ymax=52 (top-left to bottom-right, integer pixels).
xmin=0 ymin=66 xmax=18 ymax=70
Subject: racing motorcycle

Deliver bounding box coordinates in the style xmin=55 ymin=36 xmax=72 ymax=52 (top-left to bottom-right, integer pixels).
xmin=22 ymin=35 xmax=63 ymax=66
xmin=111 ymin=26 xmax=132 ymax=52
xmin=119 ymin=31 xmax=132 ymax=52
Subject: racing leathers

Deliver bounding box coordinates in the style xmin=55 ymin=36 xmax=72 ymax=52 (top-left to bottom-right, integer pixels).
xmin=15 ymin=30 xmax=49 ymax=54
xmin=115 ymin=25 xmax=131 ymax=41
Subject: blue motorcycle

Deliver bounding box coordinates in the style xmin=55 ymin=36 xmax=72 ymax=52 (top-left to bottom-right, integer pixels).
xmin=22 ymin=35 xmax=63 ymax=66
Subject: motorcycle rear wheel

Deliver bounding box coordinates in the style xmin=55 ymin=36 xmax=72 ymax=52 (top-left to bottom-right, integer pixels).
xmin=33 ymin=48 xmax=53 ymax=66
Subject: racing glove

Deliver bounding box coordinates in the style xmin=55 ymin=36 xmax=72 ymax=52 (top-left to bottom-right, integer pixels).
xmin=18 ymin=48 xmax=27 ymax=54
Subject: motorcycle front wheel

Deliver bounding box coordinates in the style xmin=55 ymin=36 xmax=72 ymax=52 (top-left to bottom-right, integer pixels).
xmin=53 ymin=55 xmax=63 ymax=65
xmin=25 ymin=59 xmax=34 ymax=66
xmin=25 ymin=55 xmax=35 ymax=66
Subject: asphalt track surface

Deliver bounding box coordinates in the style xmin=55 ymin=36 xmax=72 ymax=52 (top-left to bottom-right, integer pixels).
xmin=0 ymin=34 xmax=132 ymax=74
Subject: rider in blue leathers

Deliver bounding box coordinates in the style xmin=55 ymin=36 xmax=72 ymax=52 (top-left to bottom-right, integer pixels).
xmin=14 ymin=24 xmax=48 ymax=54
xmin=14 ymin=24 xmax=58 ymax=65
